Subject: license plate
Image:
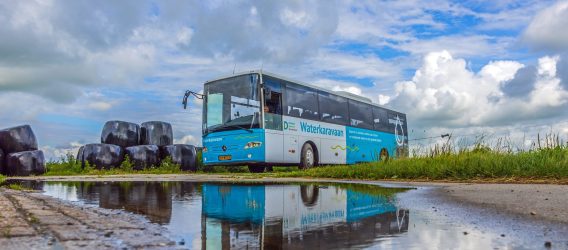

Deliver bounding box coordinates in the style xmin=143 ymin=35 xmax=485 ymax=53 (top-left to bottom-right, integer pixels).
xmin=218 ymin=155 xmax=232 ymax=161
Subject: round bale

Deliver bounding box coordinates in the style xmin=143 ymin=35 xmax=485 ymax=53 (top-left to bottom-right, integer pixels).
xmin=140 ymin=121 xmax=173 ymax=146
xmin=0 ymin=148 xmax=5 ymax=175
xmin=125 ymin=145 xmax=160 ymax=170
xmin=82 ymin=143 xmax=124 ymax=170
xmin=101 ymin=121 xmax=140 ymax=148
xmin=5 ymin=150 xmax=45 ymax=176
xmin=76 ymin=146 xmax=84 ymax=164
xmin=0 ymin=125 xmax=38 ymax=154
xmin=161 ymin=144 xmax=197 ymax=171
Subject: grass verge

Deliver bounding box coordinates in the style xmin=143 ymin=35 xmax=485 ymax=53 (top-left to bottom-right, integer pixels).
xmin=45 ymin=155 xmax=185 ymax=176
xmin=40 ymin=144 xmax=568 ymax=183
xmin=269 ymin=146 xmax=568 ymax=181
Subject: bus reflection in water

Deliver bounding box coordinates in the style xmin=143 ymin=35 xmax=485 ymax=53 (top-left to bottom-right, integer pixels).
xmin=201 ymin=184 xmax=409 ymax=249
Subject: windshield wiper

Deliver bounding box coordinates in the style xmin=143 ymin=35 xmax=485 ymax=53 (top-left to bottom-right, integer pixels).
xmin=206 ymin=124 xmax=253 ymax=134
xmin=226 ymin=124 xmax=253 ymax=133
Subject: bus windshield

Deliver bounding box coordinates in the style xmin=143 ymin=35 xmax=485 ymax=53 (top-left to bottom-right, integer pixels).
xmin=203 ymin=74 xmax=260 ymax=135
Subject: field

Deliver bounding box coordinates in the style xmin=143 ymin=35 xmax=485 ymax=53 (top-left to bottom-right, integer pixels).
xmin=36 ymin=137 xmax=568 ymax=183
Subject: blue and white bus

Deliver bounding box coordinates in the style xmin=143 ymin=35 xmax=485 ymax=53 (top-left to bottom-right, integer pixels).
xmin=186 ymin=70 xmax=408 ymax=172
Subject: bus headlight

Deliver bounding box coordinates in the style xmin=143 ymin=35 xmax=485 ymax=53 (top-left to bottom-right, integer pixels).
xmin=244 ymin=141 xmax=262 ymax=149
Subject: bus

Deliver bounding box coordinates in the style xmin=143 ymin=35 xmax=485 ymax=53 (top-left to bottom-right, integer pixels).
xmin=185 ymin=70 xmax=408 ymax=172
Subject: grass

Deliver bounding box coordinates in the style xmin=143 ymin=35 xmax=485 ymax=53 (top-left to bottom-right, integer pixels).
xmin=45 ymin=155 xmax=186 ymax=176
xmin=6 ymin=183 xmax=31 ymax=191
xmin=268 ymin=146 xmax=568 ymax=181
xmin=39 ymin=133 xmax=568 ymax=183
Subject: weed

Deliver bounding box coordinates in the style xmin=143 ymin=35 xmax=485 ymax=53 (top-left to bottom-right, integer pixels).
xmin=119 ymin=155 xmax=134 ymax=172
xmin=7 ymin=183 xmax=29 ymax=191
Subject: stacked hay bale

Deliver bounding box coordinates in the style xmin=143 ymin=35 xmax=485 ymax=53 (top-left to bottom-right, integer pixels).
xmin=0 ymin=125 xmax=45 ymax=176
xmin=77 ymin=121 xmax=197 ymax=171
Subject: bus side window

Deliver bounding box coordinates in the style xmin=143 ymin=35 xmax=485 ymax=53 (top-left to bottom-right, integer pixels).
xmin=349 ymin=100 xmax=373 ymax=130
xmin=263 ymin=76 xmax=283 ymax=130
xmin=284 ymin=82 xmax=318 ymax=121
xmin=318 ymin=92 xmax=348 ymax=126
xmin=372 ymin=107 xmax=389 ymax=132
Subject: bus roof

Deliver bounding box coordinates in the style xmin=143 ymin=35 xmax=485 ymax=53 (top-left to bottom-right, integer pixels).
xmin=204 ymin=70 xmax=404 ymax=114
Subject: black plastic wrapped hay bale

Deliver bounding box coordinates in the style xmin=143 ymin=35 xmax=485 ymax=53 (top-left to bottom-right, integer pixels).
xmin=140 ymin=121 xmax=173 ymax=146
xmin=76 ymin=146 xmax=84 ymax=163
xmin=5 ymin=150 xmax=45 ymax=176
xmin=0 ymin=148 xmax=5 ymax=175
xmin=161 ymin=144 xmax=197 ymax=171
xmin=101 ymin=121 xmax=140 ymax=148
xmin=0 ymin=125 xmax=38 ymax=154
xmin=82 ymin=143 xmax=124 ymax=170
xmin=125 ymin=145 xmax=160 ymax=170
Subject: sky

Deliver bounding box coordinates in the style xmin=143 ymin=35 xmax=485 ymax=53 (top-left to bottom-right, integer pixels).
xmin=1 ymin=0 xmax=568 ymax=159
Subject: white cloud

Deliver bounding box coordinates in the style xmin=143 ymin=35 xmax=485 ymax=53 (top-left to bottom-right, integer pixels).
xmin=176 ymin=27 xmax=194 ymax=46
xmin=332 ymin=86 xmax=362 ymax=96
xmin=378 ymin=94 xmax=391 ymax=105
xmin=41 ymin=141 xmax=84 ymax=161
xmin=386 ymin=51 xmax=568 ymax=128
xmin=524 ymin=0 xmax=568 ymax=50
xmin=88 ymin=102 xmax=113 ymax=111
xmin=174 ymin=135 xmax=199 ymax=146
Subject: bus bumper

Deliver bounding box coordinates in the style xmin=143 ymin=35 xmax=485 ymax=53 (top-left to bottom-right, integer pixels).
xmin=202 ymin=129 xmax=265 ymax=165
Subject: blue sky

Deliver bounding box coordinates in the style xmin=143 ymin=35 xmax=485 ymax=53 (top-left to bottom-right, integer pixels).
xmin=0 ymin=0 xmax=567 ymax=159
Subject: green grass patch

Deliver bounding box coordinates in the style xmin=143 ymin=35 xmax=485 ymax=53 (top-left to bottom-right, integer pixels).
xmin=43 ymin=140 xmax=568 ymax=182
xmin=6 ymin=183 xmax=30 ymax=191
xmin=269 ymin=146 xmax=568 ymax=181
xmin=45 ymin=155 xmax=187 ymax=176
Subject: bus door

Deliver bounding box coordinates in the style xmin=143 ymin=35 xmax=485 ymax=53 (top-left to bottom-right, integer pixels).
xmin=263 ymin=77 xmax=284 ymax=163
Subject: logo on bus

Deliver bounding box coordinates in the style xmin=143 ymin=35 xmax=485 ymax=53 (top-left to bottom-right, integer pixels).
xmin=283 ymin=121 xmax=297 ymax=131
xmin=299 ymin=122 xmax=344 ymax=137
xmin=394 ymin=116 xmax=405 ymax=146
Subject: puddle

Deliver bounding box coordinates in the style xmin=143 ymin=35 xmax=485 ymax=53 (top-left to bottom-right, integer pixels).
xmin=8 ymin=180 xmax=564 ymax=249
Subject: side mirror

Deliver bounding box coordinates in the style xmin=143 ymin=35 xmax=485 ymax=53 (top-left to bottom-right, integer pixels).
xmin=182 ymin=90 xmax=204 ymax=109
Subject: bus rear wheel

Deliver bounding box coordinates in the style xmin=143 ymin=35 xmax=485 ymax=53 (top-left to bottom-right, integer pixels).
xmin=248 ymin=165 xmax=265 ymax=173
xmin=379 ymin=148 xmax=389 ymax=161
xmin=299 ymin=143 xmax=316 ymax=170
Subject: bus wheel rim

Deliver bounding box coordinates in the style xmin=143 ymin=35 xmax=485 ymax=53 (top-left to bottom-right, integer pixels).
xmin=306 ymin=149 xmax=313 ymax=167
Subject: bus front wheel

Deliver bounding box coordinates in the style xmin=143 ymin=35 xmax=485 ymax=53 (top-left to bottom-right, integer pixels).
xmin=299 ymin=143 xmax=316 ymax=170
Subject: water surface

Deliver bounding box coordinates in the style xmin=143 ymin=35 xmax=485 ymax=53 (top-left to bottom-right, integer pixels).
xmin=15 ymin=180 xmax=562 ymax=249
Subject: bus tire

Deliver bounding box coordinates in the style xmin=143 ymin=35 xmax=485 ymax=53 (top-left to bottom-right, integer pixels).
xmin=248 ymin=165 xmax=265 ymax=173
xmin=380 ymin=148 xmax=389 ymax=161
xmin=300 ymin=185 xmax=319 ymax=207
xmin=299 ymin=143 xmax=316 ymax=170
